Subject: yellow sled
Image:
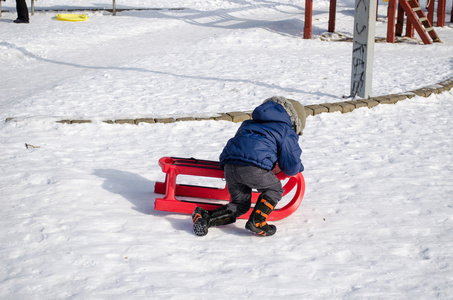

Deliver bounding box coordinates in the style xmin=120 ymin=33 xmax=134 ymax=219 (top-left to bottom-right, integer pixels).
xmin=55 ymin=14 xmax=89 ymax=22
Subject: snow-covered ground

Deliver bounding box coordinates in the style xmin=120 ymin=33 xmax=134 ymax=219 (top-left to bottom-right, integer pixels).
xmin=1 ymin=0 xmax=453 ymax=298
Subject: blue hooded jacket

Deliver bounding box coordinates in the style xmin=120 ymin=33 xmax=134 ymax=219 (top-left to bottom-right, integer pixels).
xmin=219 ymin=100 xmax=304 ymax=176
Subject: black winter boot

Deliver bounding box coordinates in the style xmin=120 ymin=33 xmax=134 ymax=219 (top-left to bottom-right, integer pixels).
xmin=192 ymin=207 xmax=210 ymax=236
xmin=192 ymin=205 xmax=236 ymax=236
xmin=245 ymin=194 xmax=277 ymax=236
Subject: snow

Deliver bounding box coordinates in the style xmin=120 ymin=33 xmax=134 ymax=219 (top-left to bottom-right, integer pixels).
xmin=1 ymin=0 xmax=453 ymax=298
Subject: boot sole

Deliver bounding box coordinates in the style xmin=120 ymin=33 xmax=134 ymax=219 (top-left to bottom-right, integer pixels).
xmin=245 ymin=221 xmax=276 ymax=236
xmin=193 ymin=219 xmax=208 ymax=236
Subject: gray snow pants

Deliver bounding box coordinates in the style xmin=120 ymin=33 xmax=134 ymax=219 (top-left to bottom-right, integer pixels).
xmin=224 ymin=164 xmax=285 ymax=218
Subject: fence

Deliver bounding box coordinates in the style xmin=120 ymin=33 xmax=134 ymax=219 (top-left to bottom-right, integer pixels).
xmin=0 ymin=0 xmax=117 ymax=17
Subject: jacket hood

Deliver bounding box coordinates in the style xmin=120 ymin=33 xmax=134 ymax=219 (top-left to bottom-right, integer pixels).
xmin=251 ymin=100 xmax=293 ymax=128
xmin=252 ymin=96 xmax=305 ymax=135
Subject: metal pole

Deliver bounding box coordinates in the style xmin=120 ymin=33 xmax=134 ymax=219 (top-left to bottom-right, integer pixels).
xmin=113 ymin=0 xmax=116 ymax=16
xmin=350 ymin=0 xmax=377 ymax=99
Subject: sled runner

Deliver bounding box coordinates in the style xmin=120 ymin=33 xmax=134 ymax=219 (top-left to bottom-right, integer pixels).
xmin=154 ymin=157 xmax=305 ymax=220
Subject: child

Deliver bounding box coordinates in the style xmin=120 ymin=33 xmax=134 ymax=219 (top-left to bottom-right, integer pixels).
xmin=192 ymin=96 xmax=305 ymax=237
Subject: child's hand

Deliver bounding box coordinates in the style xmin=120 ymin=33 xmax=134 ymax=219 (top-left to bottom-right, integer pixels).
xmin=272 ymin=165 xmax=281 ymax=174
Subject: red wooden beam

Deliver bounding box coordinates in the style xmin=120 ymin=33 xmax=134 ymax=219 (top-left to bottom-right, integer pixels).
xmin=437 ymin=0 xmax=446 ymax=27
xmin=396 ymin=2 xmax=405 ymax=36
xmin=406 ymin=17 xmax=415 ymax=38
xmin=304 ymin=0 xmax=313 ymax=39
xmin=387 ymin=0 xmax=397 ymax=43
xmin=427 ymin=0 xmax=435 ymax=25
xmin=328 ymin=0 xmax=337 ymax=32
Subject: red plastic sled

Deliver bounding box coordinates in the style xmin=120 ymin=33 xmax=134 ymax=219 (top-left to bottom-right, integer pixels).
xmin=154 ymin=157 xmax=305 ymax=220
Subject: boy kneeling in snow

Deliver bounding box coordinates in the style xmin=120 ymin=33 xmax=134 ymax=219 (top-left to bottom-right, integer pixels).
xmin=192 ymin=96 xmax=305 ymax=236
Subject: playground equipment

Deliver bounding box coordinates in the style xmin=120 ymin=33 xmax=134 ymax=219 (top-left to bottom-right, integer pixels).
xmin=304 ymin=0 xmax=451 ymax=44
xmin=26 ymin=0 xmax=117 ymax=15
xmin=387 ymin=0 xmax=441 ymax=43
xmin=154 ymin=157 xmax=306 ymax=221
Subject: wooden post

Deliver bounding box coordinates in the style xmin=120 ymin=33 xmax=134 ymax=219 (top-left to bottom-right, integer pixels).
xmin=387 ymin=0 xmax=397 ymax=43
xmin=328 ymin=0 xmax=337 ymax=32
xmin=406 ymin=14 xmax=414 ymax=38
xmin=350 ymin=0 xmax=377 ymax=99
xmin=0 ymin=0 xmax=3 ymax=18
xmin=31 ymin=0 xmax=35 ymax=16
xmin=437 ymin=0 xmax=446 ymax=26
xmin=113 ymin=0 xmax=116 ymax=16
xmin=376 ymin=0 xmax=379 ymax=20
xmin=304 ymin=0 xmax=313 ymax=39
xmin=406 ymin=0 xmax=414 ymax=38
xmin=427 ymin=0 xmax=435 ymax=25
xmin=396 ymin=2 xmax=405 ymax=36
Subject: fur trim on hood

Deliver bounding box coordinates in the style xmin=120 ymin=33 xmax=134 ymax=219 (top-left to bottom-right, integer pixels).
xmin=263 ymin=96 xmax=306 ymax=135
